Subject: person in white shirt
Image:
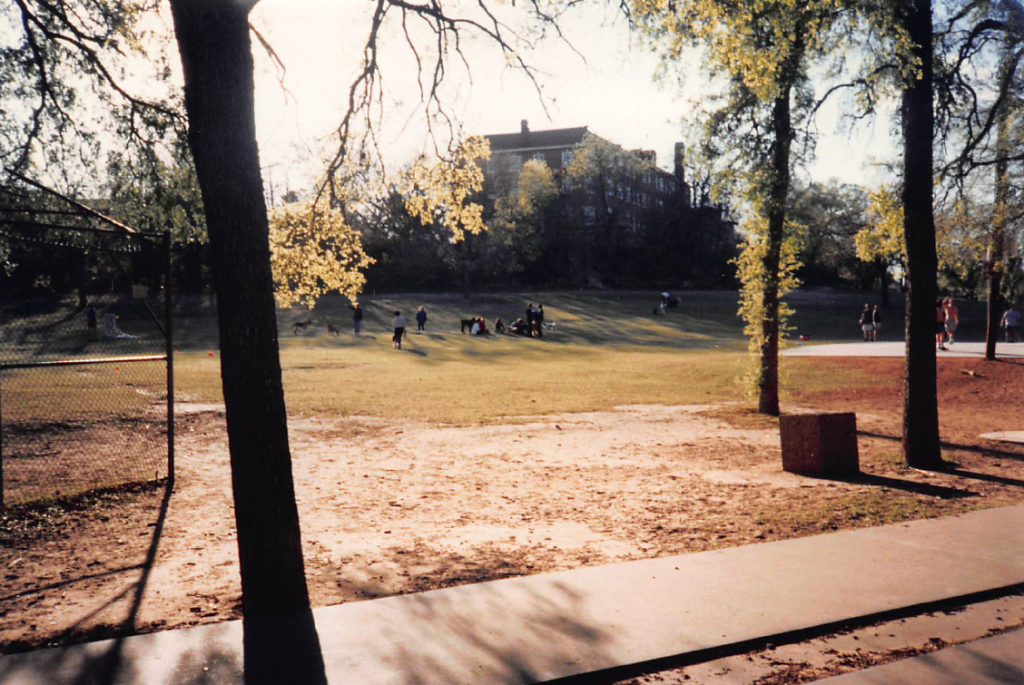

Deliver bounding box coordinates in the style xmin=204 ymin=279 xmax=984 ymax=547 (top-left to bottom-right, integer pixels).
xmin=392 ymin=310 xmax=407 ymax=349
xmin=1001 ymin=304 xmax=1021 ymax=342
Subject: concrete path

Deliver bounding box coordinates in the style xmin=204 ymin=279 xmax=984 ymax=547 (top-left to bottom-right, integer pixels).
xmin=1 ymin=504 xmax=1022 ymax=685
xmin=814 ymin=629 xmax=1024 ymax=684
xmin=782 ymin=341 xmax=1024 ymax=358
xmin=980 ymin=431 xmax=1024 ymax=445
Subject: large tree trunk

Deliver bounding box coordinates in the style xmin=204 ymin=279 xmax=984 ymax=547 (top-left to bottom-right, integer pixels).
xmin=168 ymin=0 xmax=311 ymax=617
xmin=756 ymin=86 xmax=795 ymax=416
xmin=900 ymin=0 xmax=943 ymax=469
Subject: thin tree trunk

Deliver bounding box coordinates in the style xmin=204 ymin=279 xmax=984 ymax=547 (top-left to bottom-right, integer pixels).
xmin=900 ymin=0 xmax=942 ymax=469
xmin=460 ymin=235 xmax=471 ymax=299
xmin=757 ymin=83 xmax=796 ymax=416
xmin=168 ymin=0 xmax=311 ymax=617
xmin=986 ymin=50 xmax=1012 ymax=361
xmin=877 ymin=259 xmax=890 ymax=308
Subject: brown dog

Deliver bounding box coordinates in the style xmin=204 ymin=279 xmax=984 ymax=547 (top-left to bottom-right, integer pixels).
xmin=327 ymin=324 xmax=340 ymax=336
xmin=292 ymin=319 xmax=313 ymax=335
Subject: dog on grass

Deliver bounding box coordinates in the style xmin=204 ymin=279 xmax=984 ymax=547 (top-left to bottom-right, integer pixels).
xmin=327 ymin=324 xmax=340 ymax=336
xmin=460 ymin=318 xmax=475 ymax=333
xmin=292 ymin=319 xmax=313 ymax=335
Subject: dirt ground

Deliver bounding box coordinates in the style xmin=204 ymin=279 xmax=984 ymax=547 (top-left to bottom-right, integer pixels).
xmin=2 ymin=356 xmax=1024 ymax=656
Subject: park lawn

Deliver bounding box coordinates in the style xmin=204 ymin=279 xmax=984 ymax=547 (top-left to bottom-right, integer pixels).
xmin=171 ymin=290 xmax=884 ymax=424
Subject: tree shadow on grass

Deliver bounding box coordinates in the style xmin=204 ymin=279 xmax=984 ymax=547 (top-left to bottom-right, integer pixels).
xmin=858 ymin=429 xmax=1024 ymax=465
xmin=842 ymin=473 xmax=978 ymax=499
xmin=794 ymin=470 xmax=978 ymax=499
xmin=0 ymin=482 xmax=171 ymax=684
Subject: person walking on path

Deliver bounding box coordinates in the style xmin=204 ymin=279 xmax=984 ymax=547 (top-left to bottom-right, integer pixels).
xmin=349 ymin=302 xmax=364 ymax=334
xmin=859 ymin=304 xmax=874 ymax=342
xmin=871 ymin=305 xmax=882 ymax=342
xmin=936 ymin=300 xmax=948 ymax=350
xmin=415 ymin=306 xmax=427 ymax=333
xmin=526 ymin=303 xmax=536 ymax=337
xmin=1002 ymin=304 xmax=1021 ymax=342
xmin=943 ymin=297 xmax=959 ymax=345
xmin=392 ymin=310 xmax=407 ymax=349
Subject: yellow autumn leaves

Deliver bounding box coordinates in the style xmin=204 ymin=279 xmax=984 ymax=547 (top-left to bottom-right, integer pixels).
xmin=403 ymin=137 xmax=491 ymax=242
xmin=268 ymin=202 xmax=375 ymax=309
xmin=269 ymin=137 xmax=492 ymax=309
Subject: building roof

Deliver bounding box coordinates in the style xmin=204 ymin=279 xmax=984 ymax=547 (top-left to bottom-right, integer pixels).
xmin=483 ymin=126 xmax=589 ymax=152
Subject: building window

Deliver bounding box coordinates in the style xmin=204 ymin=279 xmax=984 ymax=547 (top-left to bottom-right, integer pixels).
xmin=508 ymin=154 xmax=522 ymax=173
xmin=561 ymin=150 xmax=574 ymax=168
xmin=532 ymin=152 xmax=546 ymax=163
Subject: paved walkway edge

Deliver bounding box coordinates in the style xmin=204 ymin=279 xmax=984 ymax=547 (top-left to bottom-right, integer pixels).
xmin=1 ymin=504 xmax=1023 ymax=685
xmin=813 ymin=629 xmax=1024 ymax=685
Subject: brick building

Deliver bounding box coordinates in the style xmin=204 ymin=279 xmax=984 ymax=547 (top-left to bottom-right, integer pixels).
xmin=481 ymin=121 xmax=690 ymax=234
xmin=479 ymin=120 xmax=735 ymax=285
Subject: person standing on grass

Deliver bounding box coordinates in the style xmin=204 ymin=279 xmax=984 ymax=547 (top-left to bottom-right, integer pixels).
xmin=871 ymin=305 xmax=882 ymax=342
xmin=392 ymin=310 xmax=407 ymax=349
xmin=936 ymin=300 xmax=948 ymax=350
xmin=943 ymin=297 xmax=959 ymax=345
xmin=415 ymin=306 xmax=427 ymax=333
xmin=1002 ymin=304 xmax=1021 ymax=342
xmin=350 ymin=302 xmax=363 ymax=334
xmin=86 ymin=302 xmax=98 ymax=342
xmin=535 ymin=304 xmax=545 ymax=338
xmin=859 ymin=304 xmax=874 ymax=342
xmin=526 ymin=303 xmax=535 ymax=337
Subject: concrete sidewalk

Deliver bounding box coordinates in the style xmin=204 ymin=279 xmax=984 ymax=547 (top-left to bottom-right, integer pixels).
xmin=815 ymin=629 xmax=1024 ymax=685
xmin=782 ymin=341 xmax=1024 ymax=358
xmin=1 ymin=504 xmax=1022 ymax=685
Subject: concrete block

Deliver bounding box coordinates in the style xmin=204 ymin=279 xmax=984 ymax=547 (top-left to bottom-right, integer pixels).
xmin=779 ymin=412 xmax=860 ymax=477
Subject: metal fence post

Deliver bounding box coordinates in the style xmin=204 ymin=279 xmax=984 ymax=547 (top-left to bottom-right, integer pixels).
xmin=164 ymin=231 xmax=175 ymax=487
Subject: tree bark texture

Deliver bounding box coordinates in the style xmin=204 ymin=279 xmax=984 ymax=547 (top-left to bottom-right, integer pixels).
xmin=168 ymin=0 xmax=311 ymax=617
xmin=757 ymin=87 xmax=795 ymax=416
xmin=900 ymin=0 xmax=942 ymax=469
xmin=986 ymin=58 xmax=1012 ymax=362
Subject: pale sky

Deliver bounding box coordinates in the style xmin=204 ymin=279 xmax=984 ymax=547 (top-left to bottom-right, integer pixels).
xmin=246 ymin=0 xmax=898 ymax=193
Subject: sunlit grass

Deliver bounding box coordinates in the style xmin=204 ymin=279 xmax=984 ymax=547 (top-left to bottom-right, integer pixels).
xmin=168 ymin=291 xmax=892 ymax=424
xmin=5 ymin=290 xmax=909 ymax=426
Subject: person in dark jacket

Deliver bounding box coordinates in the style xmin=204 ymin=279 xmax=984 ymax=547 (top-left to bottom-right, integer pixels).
xmin=349 ymin=303 xmax=363 ymax=334
xmin=415 ymin=306 xmax=427 ymax=332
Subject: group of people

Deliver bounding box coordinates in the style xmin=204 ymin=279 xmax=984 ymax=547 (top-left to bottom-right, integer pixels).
xmin=388 ymin=307 xmax=430 ymax=348
xmin=858 ymin=304 xmax=883 ymax=342
xmin=347 ymin=302 xmax=546 ymax=347
xmin=860 ymin=297 xmax=1024 ymax=350
xmin=653 ymin=292 xmax=680 ymax=315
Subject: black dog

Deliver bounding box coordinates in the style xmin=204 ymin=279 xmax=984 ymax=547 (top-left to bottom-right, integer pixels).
xmin=460 ymin=318 xmax=475 ymax=333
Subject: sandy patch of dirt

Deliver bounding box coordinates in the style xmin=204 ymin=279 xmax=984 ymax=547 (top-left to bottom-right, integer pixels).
xmin=3 ymin=357 xmax=1024 ymax=653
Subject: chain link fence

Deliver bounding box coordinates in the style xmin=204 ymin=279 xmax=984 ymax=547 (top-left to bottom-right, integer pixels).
xmin=1 ymin=207 xmax=173 ymax=507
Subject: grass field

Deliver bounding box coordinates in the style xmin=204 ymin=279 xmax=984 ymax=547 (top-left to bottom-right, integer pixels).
xmin=170 ymin=289 xmax=912 ymax=423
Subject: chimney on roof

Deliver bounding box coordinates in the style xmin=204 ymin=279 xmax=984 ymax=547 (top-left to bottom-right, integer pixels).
xmin=521 ymin=119 xmax=529 ymax=134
